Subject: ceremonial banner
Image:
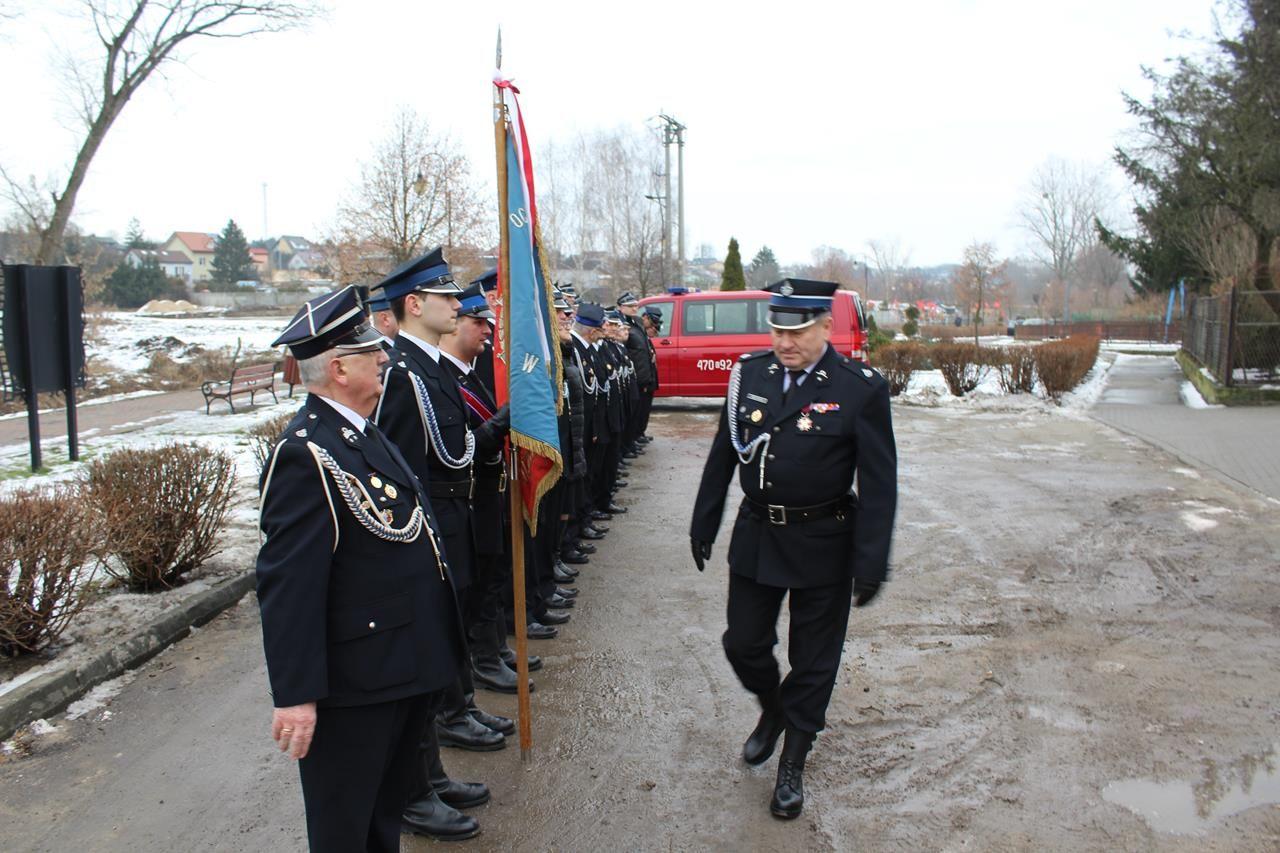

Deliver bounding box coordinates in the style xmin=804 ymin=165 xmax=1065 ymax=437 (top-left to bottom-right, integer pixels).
xmin=494 ymin=74 xmax=563 ymax=535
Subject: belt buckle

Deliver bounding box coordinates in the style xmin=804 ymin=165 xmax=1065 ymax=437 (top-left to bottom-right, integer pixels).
xmin=767 ymin=504 xmax=787 ymax=525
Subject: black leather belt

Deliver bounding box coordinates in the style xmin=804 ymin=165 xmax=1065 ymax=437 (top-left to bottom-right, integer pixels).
xmin=742 ymin=495 xmax=852 ymax=526
xmin=429 ymin=479 xmax=473 ymax=500
xmin=475 ymin=472 xmax=507 ymax=494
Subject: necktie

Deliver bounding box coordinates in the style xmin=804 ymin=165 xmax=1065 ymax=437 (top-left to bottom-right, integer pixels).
xmin=783 ymin=369 xmax=805 ymax=402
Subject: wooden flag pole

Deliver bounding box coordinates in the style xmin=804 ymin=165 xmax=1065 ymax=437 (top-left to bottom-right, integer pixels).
xmin=494 ymin=33 xmax=533 ymax=760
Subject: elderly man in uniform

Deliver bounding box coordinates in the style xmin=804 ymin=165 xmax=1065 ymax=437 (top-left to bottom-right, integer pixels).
xmin=689 ymin=278 xmax=898 ymax=820
xmin=255 ymin=285 xmax=467 ymax=851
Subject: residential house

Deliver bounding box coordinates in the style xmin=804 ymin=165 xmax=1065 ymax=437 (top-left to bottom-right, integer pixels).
xmin=248 ymin=246 xmax=270 ymax=278
xmin=271 ymin=235 xmax=314 ymax=271
xmin=164 ymin=231 xmax=218 ymax=282
xmin=125 ymin=248 xmax=194 ymax=283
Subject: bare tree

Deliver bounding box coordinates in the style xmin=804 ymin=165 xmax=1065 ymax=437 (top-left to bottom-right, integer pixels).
xmin=951 ymin=241 xmax=1009 ymax=346
xmin=334 ymin=106 xmax=490 ymax=269
xmin=538 ymin=126 xmax=662 ymax=297
xmin=0 ymin=0 xmax=315 ymax=265
xmin=866 ymin=237 xmax=912 ymax=302
xmin=1075 ymin=240 xmax=1130 ymax=307
xmin=1018 ymin=158 xmax=1112 ymax=320
xmin=803 ymin=245 xmax=859 ymax=287
xmin=1180 ymin=206 xmax=1260 ymax=293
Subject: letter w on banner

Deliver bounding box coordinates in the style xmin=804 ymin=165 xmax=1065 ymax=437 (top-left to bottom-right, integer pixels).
xmin=493 ymin=74 xmax=563 ymax=535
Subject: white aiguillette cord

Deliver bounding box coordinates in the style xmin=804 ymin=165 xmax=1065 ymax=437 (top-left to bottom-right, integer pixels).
xmin=726 ymin=362 xmax=771 ymax=490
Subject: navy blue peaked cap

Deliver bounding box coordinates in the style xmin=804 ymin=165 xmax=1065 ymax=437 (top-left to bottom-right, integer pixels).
xmin=456 ymin=282 xmax=495 ymax=320
xmin=471 ymin=268 xmax=498 ymax=293
xmin=765 ymin=278 xmax=838 ymax=329
xmin=575 ymin=302 xmax=605 ymax=328
xmin=372 ymin=247 xmax=461 ymax=300
xmin=272 ymin=285 xmax=383 ymax=359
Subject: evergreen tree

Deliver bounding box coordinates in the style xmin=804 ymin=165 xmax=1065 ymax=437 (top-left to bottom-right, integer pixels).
xmin=105 ymin=260 xmax=170 ymax=308
xmin=125 ymin=217 xmax=155 ymax=250
xmin=210 ymin=219 xmax=254 ymax=289
xmin=720 ymin=237 xmax=746 ymax=291
xmin=746 ymin=245 xmax=780 ymax=289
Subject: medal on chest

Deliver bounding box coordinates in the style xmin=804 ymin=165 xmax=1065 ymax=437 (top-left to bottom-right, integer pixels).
xmin=796 ymin=412 xmax=814 ymax=431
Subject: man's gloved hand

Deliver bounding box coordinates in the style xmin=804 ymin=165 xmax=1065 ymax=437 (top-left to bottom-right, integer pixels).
xmin=472 ymin=403 xmax=511 ymax=456
xmin=690 ymin=538 xmax=713 ymax=572
xmin=853 ymin=579 xmax=881 ymax=607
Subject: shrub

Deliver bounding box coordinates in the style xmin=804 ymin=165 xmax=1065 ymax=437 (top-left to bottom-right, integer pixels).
xmin=1034 ymin=336 xmax=1101 ymax=403
xmin=248 ymin=412 xmax=295 ymax=472
xmin=0 ymin=487 xmax=96 ymax=656
xmin=930 ymin=342 xmax=989 ymax=396
xmin=993 ymin=346 xmax=1037 ymax=395
xmin=876 ymin=342 xmax=926 ymax=396
xmin=84 ymin=444 xmax=237 ymax=590
xmin=866 ymin=314 xmax=893 ymax=355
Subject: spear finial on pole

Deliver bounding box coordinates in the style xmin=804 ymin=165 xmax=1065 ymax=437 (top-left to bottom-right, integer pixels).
xmin=496 ymin=27 xmax=502 ymax=70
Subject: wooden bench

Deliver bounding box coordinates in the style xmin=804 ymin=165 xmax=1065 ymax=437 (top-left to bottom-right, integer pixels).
xmin=201 ymin=362 xmax=279 ymax=414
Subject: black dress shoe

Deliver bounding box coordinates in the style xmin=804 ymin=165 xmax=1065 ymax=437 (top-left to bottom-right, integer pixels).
xmin=590 ymin=510 xmax=613 ymax=522
xmin=539 ymin=609 xmax=570 ymax=625
xmin=770 ymin=728 xmax=815 ymax=820
xmin=433 ymin=777 xmax=491 ymax=810
xmin=470 ymin=707 xmax=515 ymax=736
xmin=472 ymin=656 xmax=521 ymax=694
xmin=561 ymin=550 xmax=590 ymax=565
xmin=437 ymin=715 xmax=506 ymax=752
xmin=615 ymin=479 xmax=629 ymax=487
xmin=580 ymin=527 xmax=606 ymax=540
xmin=622 ymin=450 xmax=638 ymax=459
xmin=554 ymin=565 xmax=576 ymax=584
xmin=555 ymin=586 xmax=578 ymax=598
xmin=499 ymin=647 xmax=543 ymax=671
xmin=547 ymin=593 xmax=575 ymax=609
xmin=555 ymin=558 xmax=580 ymax=577
xmin=742 ymin=688 xmax=785 ymax=765
xmin=525 ymin=621 xmax=559 ymax=640
xmin=606 ymin=503 xmax=627 ymax=514
xmin=402 ymin=791 xmax=480 ymax=840
xmin=575 ymin=542 xmax=597 ymax=554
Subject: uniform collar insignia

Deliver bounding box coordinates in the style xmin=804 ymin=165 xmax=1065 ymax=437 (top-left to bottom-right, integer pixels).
xmin=767 ymin=363 xmax=780 ymax=374
xmin=340 ymin=426 xmax=360 ymax=444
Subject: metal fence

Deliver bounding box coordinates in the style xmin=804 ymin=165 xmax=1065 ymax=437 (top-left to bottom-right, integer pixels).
xmin=1013 ymin=320 xmax=1181 ymax=342
xmin=1184 ymin=288 xmax=1280 ymax=387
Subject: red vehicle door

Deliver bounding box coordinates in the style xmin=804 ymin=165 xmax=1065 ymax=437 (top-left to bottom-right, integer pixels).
xmin=676 ymin=295 xmax=769 ymax=396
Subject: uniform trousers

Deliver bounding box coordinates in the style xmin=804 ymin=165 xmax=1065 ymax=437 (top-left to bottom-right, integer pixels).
xmin=298 ymin=691 xmax=435 ymax=853
xmin=721 ymin=572 xmax=854 ymax=734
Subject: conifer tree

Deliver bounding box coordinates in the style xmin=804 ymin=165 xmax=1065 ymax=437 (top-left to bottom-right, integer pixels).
xmin=210 ymin=219 xmax=254 ymax=289
xmin=720 ymin=237 xmax=746 ymax=291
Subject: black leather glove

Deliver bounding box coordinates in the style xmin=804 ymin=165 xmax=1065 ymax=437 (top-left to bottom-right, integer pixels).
xmin=690 ymin=538 xmax=713 ymax=572
xmin=853 ymin=579 xmax=881 ymax=607
xmin=472 ymin=403 xmax=510 ymax=457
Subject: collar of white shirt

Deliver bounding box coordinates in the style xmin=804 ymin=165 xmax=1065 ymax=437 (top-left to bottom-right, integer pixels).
xmin=439 ymin=349 xmax=471 ymax=375
xmin=399 ymin=331 xmax=440 ymax=362
xmin=315 ymin=395 xmax=366 ymax=433
xmin=785 ymin=346 xmax=828 ymax=389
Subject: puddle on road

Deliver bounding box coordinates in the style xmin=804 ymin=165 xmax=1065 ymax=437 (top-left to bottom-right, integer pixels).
xmin=1103 ymin=743 xmax=1280 ymax=835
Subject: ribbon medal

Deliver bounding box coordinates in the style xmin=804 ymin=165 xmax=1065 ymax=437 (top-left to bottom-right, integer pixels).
xmin=810 ymin=402 xmax=841 ymax=414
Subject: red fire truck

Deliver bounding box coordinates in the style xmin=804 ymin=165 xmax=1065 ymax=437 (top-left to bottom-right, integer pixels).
xmin=636 ymin=288 xmax=869 ymax=397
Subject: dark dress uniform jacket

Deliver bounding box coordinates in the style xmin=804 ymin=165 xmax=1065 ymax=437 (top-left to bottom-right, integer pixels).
xmin=690 ymin=345 xmax=897 ymax=589
xmin=375 ymin=335 xmax=475 ymax=588
xmin=440 ymin=356 xmax=506 ymax=558
xmin=256 ymin=396 xmax=463 ymax=709
xmin=569 ymin=333 xmax=603 ymax=444
xmin=624 ymin=320 xmax=654 ymax=389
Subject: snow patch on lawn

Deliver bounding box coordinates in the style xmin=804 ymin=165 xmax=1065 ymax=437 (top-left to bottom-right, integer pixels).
xmin=1180 ymin=381 xmax=1223 ymax=409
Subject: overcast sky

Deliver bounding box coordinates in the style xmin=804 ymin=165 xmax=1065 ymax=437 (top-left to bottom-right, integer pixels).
xmin=0 ymin=0 xmax=1223 ymax=267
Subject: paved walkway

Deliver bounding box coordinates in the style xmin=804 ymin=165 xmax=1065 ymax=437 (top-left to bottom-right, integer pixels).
xmin=1093 ymin=354 xmax=1280 ymax=501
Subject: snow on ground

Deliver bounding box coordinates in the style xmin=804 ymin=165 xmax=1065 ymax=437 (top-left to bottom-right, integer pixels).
xmin=897 ymin=352 xmax=1115 ymax=417
xmin=1180 ymin=380 xmax=1223 ymax=410
xmin=87 ymin=312 xmax=283 ymax=371
xmin=1101 ymin=340 xmax=1181 ymax=355
xmin=64 ymin=671 xmax=137 ymax=721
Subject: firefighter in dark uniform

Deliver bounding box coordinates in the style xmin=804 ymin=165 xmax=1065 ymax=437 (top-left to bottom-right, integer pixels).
xmin=255 ymin=285 xmax=468 ymax=851
xmin=689 ymin=278 xmax=898 ymax=820
xmin=369 ymin=249 xmax=512 ymax=840
xmin=617 ymin=291 xmax=655 ymax=453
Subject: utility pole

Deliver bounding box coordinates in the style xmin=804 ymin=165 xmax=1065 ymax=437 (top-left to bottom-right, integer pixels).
xmin=657 ymin=113 xmax=686 ymax=286
xmin=261 ymin=183 xmax=269 ymax=240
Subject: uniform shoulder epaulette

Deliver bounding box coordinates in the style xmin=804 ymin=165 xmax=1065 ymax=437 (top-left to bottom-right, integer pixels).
xmin=837 ymin=354 xmax=883 ymax=385
xmin=738 ymin=349 xmax=772 ymax=362
xmin=280 ymin=408 xmax=322 ymax=441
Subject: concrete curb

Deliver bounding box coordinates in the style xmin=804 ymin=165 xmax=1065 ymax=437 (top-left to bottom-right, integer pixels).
xmin=0 ymin=570 xmax=255 ymax=741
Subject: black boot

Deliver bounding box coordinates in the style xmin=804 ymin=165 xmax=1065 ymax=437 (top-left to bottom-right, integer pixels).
xmin=402 ymin=790 xmax=481 ymax=840
xmin=425 ymin=733 xmax=491 ymax=810
xmin=742 ymin=687 xmax=785 ymax=766
xmin=495 ymin=621 xmax=542 ymax=671
xmin=471 ymin=653 xmax=522 ymax=694
xmin=770 ymin=728 xmax=815 ymax=820
xmin=437 ymin=679 xmax=506 ymax=752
